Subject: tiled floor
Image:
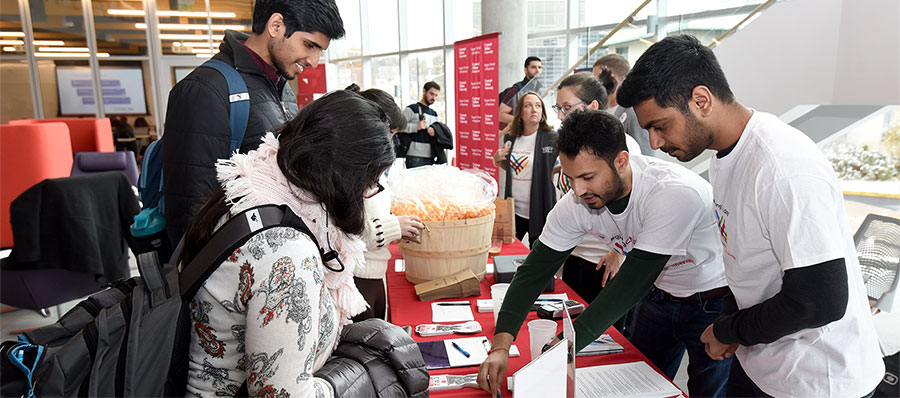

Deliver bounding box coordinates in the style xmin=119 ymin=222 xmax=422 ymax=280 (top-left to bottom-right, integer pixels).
xmin=1 ymin=196 xmax=896 ymax=396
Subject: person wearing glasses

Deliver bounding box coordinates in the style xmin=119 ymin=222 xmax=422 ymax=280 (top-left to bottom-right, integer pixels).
xmin=492 ymin=91 xmax=558 ymax=246
xmin=179 ymin=91 xmax=397 ymax=396
xmin=350 ymin=87 xmax=425 ymax=321
xmin=480 ymin=109 xmax=732 ymax=397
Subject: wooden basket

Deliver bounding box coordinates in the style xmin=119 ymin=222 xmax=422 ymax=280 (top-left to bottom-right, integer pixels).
xmin=399 ymin=213 xmax=495 ymax=284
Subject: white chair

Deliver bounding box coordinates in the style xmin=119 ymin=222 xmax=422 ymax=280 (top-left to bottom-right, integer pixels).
xmin=853 ymin=214 xmax=900 ymax=313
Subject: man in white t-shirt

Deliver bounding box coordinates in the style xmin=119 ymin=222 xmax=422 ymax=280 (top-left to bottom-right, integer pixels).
xmin=551 ymin=72 xmax=641 ymax=337
xmin=478 ymin=109 xmax=731 ymax=397
xmin=618 ymin=34 xmax=884 ymax=397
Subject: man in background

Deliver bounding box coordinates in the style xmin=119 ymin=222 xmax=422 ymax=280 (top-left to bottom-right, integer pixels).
xmin=498 ymin=56 xmax=542 ymax=131
xmin=162 ymin=0 xmax=345 ymax=246
xmin=399 ymin=81 xmax=452 ymax=168
xmin=593 ymin=54 xmax=653 ymax=156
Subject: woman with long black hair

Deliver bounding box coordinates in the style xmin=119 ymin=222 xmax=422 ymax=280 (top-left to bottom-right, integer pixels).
xmin=181 ymin=90 xmax=396 ymax=397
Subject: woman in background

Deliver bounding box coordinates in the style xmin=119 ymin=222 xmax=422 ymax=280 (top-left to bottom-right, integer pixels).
xmin=347 ymin=85 xmax=425 ymax=321
xmin=492 ymin=91 xmax=558 ymax=246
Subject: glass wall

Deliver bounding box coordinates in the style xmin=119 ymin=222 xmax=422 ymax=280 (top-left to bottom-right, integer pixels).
xmin=1 ymin=0 xmax=771 ymax=133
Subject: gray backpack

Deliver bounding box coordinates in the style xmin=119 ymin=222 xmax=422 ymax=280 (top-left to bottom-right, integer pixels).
xmin=1 ymin=205 xmax=322 ymax=397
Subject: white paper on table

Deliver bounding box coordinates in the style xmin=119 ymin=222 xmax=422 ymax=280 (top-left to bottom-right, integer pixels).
xmin=394 ymin=259 xmax=404 ymax=272
xmin=563 ymin=301 xmax=576 ymax=398
xmin=431 ymin=301 xmax=475 ymax=323
xmin=486 ymin=261 xmax=494 ymax=274
xmin=575 ymin=361 xmax=683 ymax=398
xmin=444 ymin=336 xmax=491 ymax=367
xmin=511 ymin=338 xmax=568 ymax=397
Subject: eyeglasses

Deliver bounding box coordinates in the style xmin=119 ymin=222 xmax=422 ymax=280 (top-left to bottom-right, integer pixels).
xmin=552 ymin=101 xmax=585 ymax=116
xmin=363 ymin=182 xmax=384 ymax=199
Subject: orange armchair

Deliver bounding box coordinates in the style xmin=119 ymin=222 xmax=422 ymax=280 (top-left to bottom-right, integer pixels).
xmin=0 ymin=122 xmax=74 ymax=248
xmin=9 ymin=118 xmax=114 ymax=153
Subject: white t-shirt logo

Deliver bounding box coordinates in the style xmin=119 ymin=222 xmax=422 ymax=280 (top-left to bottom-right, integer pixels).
xmin=611 ymin=235 xmax=634 ymax=255
xmin=714 ymin=202 xmax=735 ymax=260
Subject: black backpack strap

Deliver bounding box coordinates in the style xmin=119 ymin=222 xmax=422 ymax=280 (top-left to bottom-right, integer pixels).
xmin=180 ymin=205 xmax=292 ymax=298
xmin=178 ymin=205 xmax=338 ymax=299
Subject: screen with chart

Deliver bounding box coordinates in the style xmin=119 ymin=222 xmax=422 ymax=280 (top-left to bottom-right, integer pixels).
xmin=56 ymin=66 xmax=148 ymax=115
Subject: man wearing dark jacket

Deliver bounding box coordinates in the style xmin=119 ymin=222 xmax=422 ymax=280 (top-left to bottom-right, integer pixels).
xmin=398 ymin=81 xmax=452 ymax=168
xmin=162 ymin=0 xmax=344 ymax=246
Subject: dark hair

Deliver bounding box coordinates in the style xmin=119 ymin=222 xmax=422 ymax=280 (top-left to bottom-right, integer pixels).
xmin=423 ymin=81 xmax=441 ymax=92
xmin=557 ymin=109 xmax=627 ymax=167
xmin=524 ymin=56 xmax=542 ymax=68
xmin=358 ymin=88 xmax=406 ymax=132
xmin=596 ymin=68 xmax=617 ymax=97
xmin=509 ymin=91 xmax=553 ymax=138
xmin=594 ymin=54 xmax=630 ymax=80
xmin=558 ymin=72 xmax=608 ymax=110
xmin=181 ymin=90 xmax=393 ymax=264
xmin=134 ymin=117 xmax=149 ymax=127
xmin=344 ymin=82 xmax=360 ymax=92
xmin=252 ymin=0 xmax=345 ymax=40
xmin=617 ymin=35 xmax=735 ymax=114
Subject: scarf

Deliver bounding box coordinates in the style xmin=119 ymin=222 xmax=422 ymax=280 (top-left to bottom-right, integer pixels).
xmin=216 ymin=133 xmax=368 ymax=330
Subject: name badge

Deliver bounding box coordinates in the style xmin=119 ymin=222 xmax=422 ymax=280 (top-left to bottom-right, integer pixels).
xmin=541 ymin=146 xmax=554 ymax=154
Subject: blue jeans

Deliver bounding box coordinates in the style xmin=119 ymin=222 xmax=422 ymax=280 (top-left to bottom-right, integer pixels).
xmin=628 ymin=287 xmax=731 ymax=398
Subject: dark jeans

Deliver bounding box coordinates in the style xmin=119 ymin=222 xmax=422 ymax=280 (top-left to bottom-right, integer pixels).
xmin=405 ymin=156 xmax=434 ymax=169
xmin=352 ymin=277 xmax=386 ymax=322
xmin=561 ymin=254 xmax=633 ymax=338
xmin=629 ymin=287 xmax=731 ymax=398
xmin=728 ymin=354 xmax=878 ymax=398
xmin=515 ymin=215 xmax=541 ymax=247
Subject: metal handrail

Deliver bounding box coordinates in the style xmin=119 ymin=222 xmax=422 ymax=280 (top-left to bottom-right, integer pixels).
xmin=541 ymin=0 xmax=653 ymax=97
xmin=709 ymin=0 xmax=776 ymax=48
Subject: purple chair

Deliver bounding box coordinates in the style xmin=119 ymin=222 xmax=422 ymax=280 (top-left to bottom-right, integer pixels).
xmin=70 ymin=151 xmax=139 ymax=186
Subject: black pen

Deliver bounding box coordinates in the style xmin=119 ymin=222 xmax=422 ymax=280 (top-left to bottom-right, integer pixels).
xmin=436 ymin=302 xmax=471 ymax=306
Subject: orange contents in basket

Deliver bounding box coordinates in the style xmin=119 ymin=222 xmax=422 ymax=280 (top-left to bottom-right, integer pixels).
xmin=391 ymin=199 xmax=494 ymax=221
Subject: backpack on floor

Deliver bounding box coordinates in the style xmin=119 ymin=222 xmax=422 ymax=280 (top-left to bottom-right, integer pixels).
xmin=131 ymin=59 xmax=251 ymax=260
xmin=1 ymin=205 xmax=323 ymax=397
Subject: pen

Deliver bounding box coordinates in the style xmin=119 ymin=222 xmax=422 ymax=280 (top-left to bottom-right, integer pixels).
xmin=436 ymin=302 xmax=470 ymax=306
xmin=451 ymin=341 xmax=471 ymax=358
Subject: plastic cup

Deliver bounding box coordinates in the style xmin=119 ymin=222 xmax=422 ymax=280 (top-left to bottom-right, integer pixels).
xmin=528 ymin=319 xmax=558 ymax=360
xmin=491 ymin=283 xmax=510 ymax=325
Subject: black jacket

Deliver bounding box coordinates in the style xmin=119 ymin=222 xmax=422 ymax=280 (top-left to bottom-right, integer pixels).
xmin=162 ymin=30 xmax=299 ymax=246
xmin=316 ymin=319 xmax=429 ymax=397
xmin=5 ymin=172 xmax=139 ymax=283
xmin=502 ymin=128 xmax=558 ymax=243
xmin=395 ymin=121 xmax=453 ymax=166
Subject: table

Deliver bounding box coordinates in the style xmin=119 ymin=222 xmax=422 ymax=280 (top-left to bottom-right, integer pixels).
xmin=386 ymin=241 xmax=683 ymax=397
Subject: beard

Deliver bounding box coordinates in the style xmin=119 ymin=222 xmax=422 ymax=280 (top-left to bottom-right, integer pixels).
xmin=581 ymin=170 xmax=626 ymax=210
xmin=425 ymin=97 xmax=435 ymax=105
xmin=268 ymin=40 xmax=298 ymax=80
xmin=662 ymin=113 xmax=714 ymax=162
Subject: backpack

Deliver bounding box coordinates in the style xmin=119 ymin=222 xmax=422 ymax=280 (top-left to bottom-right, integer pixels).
xmin=130 ymin=59 xmax=251 ymax=260
xmin=1 ymin=205 xmax=324 ymax=397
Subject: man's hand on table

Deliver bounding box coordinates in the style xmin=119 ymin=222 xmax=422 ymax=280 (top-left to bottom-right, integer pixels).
xmin=477 ymin=332 xmax=514 ymax=396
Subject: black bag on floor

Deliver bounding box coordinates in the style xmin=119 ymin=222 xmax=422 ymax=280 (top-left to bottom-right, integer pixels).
xmin=0 ymin=205 xmax=323 ymax=397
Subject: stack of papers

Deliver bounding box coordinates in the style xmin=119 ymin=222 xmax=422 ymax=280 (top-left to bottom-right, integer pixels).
xmin=575 ymin=362 xmax=683 ymax=398
xmin=431 ymin=301 xmax=475 ymax=323
xmin=576 ymin=334 xmax=624 ymax=356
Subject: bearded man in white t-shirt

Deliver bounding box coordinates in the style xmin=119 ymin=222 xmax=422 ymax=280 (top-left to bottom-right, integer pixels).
xmin=478 ymin=109 xmax=732 ymax=397
xmin=617 ymin=34 xmax=884 ymax=398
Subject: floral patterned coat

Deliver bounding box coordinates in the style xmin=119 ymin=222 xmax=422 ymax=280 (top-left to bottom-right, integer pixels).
xmin=186 ymin=227 xmax=339 ymax=398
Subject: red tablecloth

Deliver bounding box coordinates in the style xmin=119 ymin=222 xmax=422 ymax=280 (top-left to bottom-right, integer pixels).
xmin=386 ymin=241 xmax=683 ymax=397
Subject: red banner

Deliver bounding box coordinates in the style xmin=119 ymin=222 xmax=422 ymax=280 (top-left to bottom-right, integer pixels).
xmin=454 ymin=33 xmax=500 ymax=182
xmin=296 ymin=64 xmax=327 ymax=109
